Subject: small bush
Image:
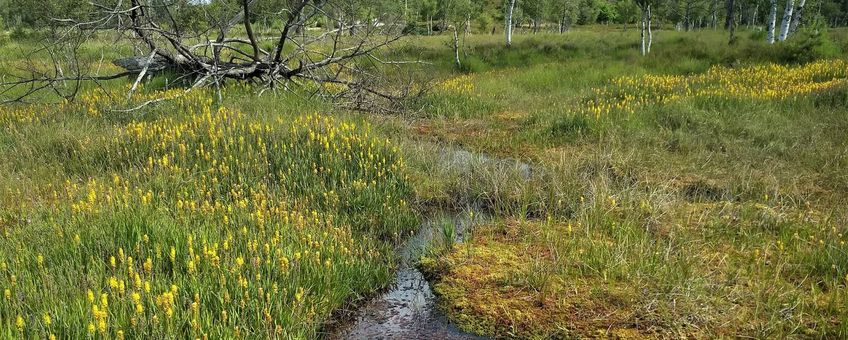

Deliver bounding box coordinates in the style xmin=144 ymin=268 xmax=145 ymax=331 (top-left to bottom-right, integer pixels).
xmin=403 ymin=21 xmax=430 ymax=35
xmin=10 ymin=27 xmax=31 ymax=41
xmin=777 ymin=28 xmax=842 ymax=64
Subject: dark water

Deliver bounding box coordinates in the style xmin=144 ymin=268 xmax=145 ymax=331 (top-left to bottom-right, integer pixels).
xmin=327 ymin=212 xmax=486 ymax=340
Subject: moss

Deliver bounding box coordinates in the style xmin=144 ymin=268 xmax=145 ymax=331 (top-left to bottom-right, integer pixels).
xmin=423 ymin=221 xmax=655 ymax=339
xmin=425 ymin=205 xmax=848 ymax=338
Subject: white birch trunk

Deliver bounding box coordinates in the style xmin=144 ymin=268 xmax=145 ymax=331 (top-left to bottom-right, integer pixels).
xmin=641 ymin=8 xmax=647 ymax=56
xmin=647 ymin=5 xmax=653 ymax=54
xmin=712 ymin=0 xmax=719 ymax=29
xmin=752 ymin=4 xmax=759 ymax=28
xmin=767 ymin=0 xmax=778 ymax=43
xmin=789 ymin=0 xmax=806 ymax=33
xmin=453 ymin=27 xmax=461 ymax=68
xmin=778 ymin=0 xmax=795 ymax=41
xmin=506 ymin=0 xmax=516 ymax=47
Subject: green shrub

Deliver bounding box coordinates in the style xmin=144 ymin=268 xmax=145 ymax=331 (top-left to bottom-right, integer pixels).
xmin=778 ymin=28 xmax=842 ymax=63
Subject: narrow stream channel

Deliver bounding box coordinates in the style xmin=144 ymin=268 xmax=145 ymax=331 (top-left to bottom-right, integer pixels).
xmin=328 ymin=210 xmax=486 ymax=339
xmin=327 ymin=148 xmax=532 ymax=339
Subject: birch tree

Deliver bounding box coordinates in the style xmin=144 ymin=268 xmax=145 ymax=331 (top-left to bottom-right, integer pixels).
xmin=679 ymin=0 xmax=699 ymax=31
xmin=506 ymin=0 xmax=517 ymax=47
xmin=636 ymin=0 xmax=654 ymax=55
xmin=550 ymin=0 xmax=580 ymax=33
xmin=710 ymin=0 xmax=719 ymax=28
xmin=443 ymin=0 xmax=472 ymax=68
xmin=777 ymin=0 xmax=795 ymax=41
xmin=788 ymin=0 xmax=806 ymax=33
xmin=767 ymin=0 xmax=778 ymax=43
xmin=647 ymin=4 xmax=653 ymax=52
xmin=521 ymin=0 xmax=548 ymax=33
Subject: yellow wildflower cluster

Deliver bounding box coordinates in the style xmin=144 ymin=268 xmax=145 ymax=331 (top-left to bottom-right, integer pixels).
xmin=0 ymin=87 xmax=415 ymax=337
xmin=437 ymin=75 xmax=475 ymax=95
xmin=580 ymin=59 xmax=848 ymax=117
xmin=0 ymin=83 xmax=188 ymax=124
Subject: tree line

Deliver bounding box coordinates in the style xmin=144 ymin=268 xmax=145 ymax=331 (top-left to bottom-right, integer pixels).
xmin=2 ymin=0 xmax=847 ymax=33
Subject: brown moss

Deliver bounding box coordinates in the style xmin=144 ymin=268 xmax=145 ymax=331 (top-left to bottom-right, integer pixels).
xmin=425 ymin=221 xmax=661 ymax=339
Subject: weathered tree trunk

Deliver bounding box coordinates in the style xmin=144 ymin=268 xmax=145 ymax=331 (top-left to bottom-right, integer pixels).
xmin=684 ymin=1 xmax=692 ymax=31
xmin=725 ymin=0 xmax=735 ymax=30
xmin=789 ymin=0 xmax=806 ymax=33
xmin=767 ymin=0 xmax=778 ymax=43
xmin=726 ymin=0 xmax=736 ymax=43
xmin=778 ymin=0 xmax=795 ymax=41
xmin=506 ymin=0 xmax=516 ymax=47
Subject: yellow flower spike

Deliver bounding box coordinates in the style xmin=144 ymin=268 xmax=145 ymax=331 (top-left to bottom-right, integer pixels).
xmin=42 ymin=313 xmax=51 ymax=326
xmin=15 ymin=315 xmax=24 ymax=331
xmin=87 ymin=323 xmax=96 ymax=334
xmin=144 ymin=257 xmax=153 ymax=272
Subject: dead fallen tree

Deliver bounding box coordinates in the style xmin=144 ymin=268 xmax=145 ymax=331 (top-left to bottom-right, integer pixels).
xmin=0 ymin=0 xmax=417 ymax=112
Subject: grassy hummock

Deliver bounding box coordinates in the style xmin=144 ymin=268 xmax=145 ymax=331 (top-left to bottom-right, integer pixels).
xmin=0 ymin=87 xmax=417 ymax=338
